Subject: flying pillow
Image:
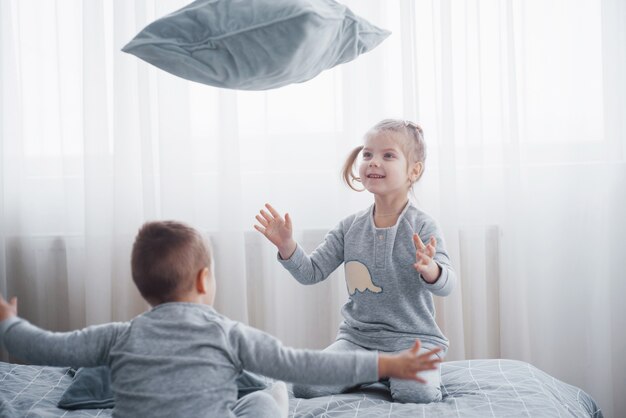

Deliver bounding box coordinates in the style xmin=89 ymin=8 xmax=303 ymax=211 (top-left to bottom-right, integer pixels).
xmin=122 ymin=0 xmax=390 ymax=90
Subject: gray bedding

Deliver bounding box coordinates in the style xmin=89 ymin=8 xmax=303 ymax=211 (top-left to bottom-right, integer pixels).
xmin=0 ymin=359 xmax=602 ymax=417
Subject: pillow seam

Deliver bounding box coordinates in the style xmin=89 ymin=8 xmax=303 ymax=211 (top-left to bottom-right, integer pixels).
xmin=125 ymin=10 xmax=346 ymax=49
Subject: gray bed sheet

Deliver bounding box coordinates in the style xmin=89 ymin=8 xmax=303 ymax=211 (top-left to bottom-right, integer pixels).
xmin=0 ymin=359 xmax=602 ymax=417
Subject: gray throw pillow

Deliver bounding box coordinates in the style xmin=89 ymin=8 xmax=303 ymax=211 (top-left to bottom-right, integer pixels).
xmin=58 ymin=366 xmax=114 ymax=410
xmin=122 ymin=0 xmax=390 ymax=90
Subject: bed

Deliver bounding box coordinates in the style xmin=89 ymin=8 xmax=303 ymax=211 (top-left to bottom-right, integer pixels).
xmin=0 ymin=359 xmax=602 ymax=417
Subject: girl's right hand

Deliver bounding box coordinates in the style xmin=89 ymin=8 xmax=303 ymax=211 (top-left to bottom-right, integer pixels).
xmin=254 ymin=203 xmax=297 ymax=260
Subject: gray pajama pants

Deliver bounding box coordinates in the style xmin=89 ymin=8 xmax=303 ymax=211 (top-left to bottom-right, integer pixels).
xmin=292 ymin=339 xmax=444 ymax=404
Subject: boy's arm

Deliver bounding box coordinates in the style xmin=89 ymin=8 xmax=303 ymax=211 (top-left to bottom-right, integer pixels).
xmin=1 ymin=318 xmax=126 ymax=368
xmin=229 ymin=323 xmax=441 ymax=385
xmin=229 ymin=322 xmax=376 ymax=385
xmin=0 ymin=294 xmax=126 ymax=367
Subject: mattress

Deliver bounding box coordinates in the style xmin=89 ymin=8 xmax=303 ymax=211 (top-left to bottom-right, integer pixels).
xmin=0 ymin=359 xmax=602 ymax=417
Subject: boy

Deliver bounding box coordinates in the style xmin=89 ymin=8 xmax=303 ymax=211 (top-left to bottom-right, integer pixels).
xmin=0 ymin=221 xmax=441 ymax=418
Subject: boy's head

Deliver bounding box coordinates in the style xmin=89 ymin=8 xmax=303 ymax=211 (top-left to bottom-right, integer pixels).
xmin=131 ymin=221 xmax=213 ymax=306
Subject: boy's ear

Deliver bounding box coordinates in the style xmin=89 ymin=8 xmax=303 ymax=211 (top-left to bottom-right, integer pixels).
xmin=196 ymin=267 xmax=210 ymax=294
xmin=410 ymin=162 xmax=424 ymax=183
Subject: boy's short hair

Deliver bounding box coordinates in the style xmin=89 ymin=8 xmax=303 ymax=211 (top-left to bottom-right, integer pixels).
xmin=131 ymin=221 xmax=211 ymax=305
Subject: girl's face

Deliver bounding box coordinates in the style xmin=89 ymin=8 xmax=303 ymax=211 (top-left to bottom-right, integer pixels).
xmin=358 ymin=132 xmax=415 ymax=198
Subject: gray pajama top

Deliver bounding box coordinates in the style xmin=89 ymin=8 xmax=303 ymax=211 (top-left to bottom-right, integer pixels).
xmin=278 ymin=202 xmax=457 ymax=352
xmin=0 ymin=303 xmax=378 ymax=418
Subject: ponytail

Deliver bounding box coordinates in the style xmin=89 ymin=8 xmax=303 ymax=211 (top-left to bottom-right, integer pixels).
xmin=341 ymin=146 xmax=364 ymax=192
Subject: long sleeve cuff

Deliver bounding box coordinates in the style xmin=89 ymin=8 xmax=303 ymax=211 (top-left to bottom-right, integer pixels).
xmin=0 ymin=317 xmax=23 ymax=345
xmin=355 ymin=350 xmax=379 ymax=383
xmin=421 ymin=262 xmax=453 ymax=296
xmin=276 ymin=244 xmax=306 ymax=269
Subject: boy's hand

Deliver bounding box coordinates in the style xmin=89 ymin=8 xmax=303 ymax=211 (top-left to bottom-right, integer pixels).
xmin=378 ymin=339 xmax=442 ymax=383
xmin=412 ymin=233 xmax=441 ymax=283
xmin=0 ymin=294 xmax=18 ymax=322
xmin=254 ymin=203 xmax=297 ymax=260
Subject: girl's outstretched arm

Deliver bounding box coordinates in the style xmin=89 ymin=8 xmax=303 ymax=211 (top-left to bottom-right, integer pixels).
xmin=255 ymin=204 xmax=348 ymax=285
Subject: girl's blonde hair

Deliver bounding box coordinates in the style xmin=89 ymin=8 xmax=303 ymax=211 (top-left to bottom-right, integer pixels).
xmin=342 ymin=119 xmax=427 ymax=192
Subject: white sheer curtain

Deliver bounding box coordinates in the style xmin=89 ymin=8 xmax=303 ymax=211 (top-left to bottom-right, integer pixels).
xmin=1 ymin=0 xmax=624 ymax=416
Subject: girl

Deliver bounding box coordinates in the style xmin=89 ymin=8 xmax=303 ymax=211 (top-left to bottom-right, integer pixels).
xmin=254 ymin=119 xmax=456 ymax=403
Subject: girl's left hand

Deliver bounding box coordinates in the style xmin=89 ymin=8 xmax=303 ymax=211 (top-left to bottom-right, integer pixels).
xmin=413 ymin=233 xmax=441 ymax=283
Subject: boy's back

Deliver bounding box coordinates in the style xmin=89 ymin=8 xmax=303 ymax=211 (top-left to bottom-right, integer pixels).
xmin=110 ymin=303 xmax=241 ymax=417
